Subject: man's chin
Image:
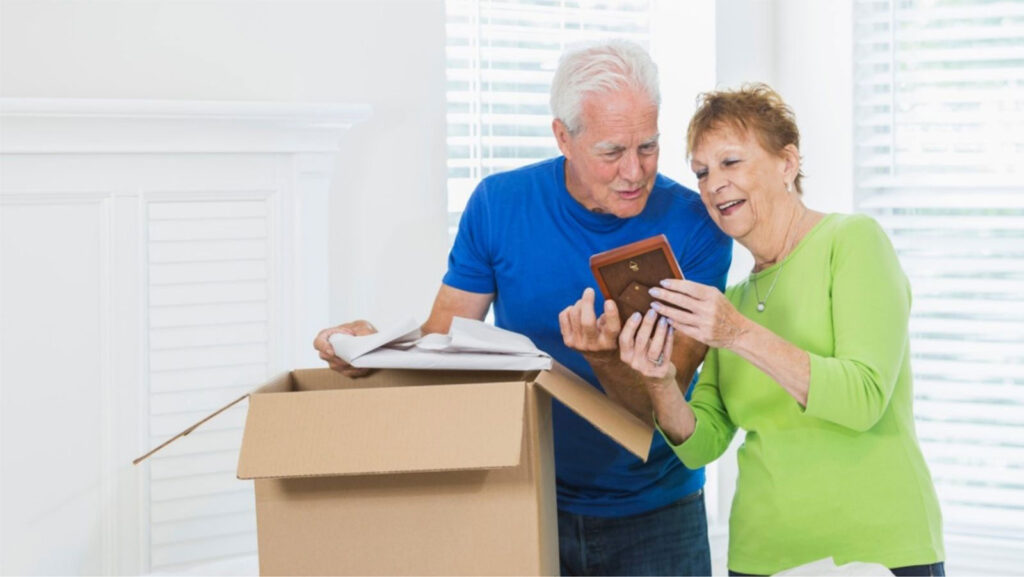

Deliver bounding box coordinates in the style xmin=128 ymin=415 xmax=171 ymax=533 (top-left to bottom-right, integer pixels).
xmin=609 ymin=199 xmax=648 ymax=219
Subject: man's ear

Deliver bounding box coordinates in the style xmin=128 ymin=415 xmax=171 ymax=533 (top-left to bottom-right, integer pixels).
xmin=552 ymin=118 xmax=573 ymax=158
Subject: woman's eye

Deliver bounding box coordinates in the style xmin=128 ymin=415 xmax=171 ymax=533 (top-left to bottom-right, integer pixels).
xmin=723 ymin=158 xmax=740 ymax=167
xmin=694 ymin=169 xmax=708 ymax=179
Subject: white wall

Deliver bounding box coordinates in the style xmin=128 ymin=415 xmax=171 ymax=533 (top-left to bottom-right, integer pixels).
xmin=0 ymin=0 xmax=449 ymax=338
xmin=714 ymin=0 xmax=854 ymax=284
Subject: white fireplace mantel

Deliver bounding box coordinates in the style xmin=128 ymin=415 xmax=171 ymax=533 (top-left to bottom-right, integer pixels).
xmin=0 ymin=97 xmax=372 ymax=153
xmin=0 ymin=98 xmax=370 ymax=575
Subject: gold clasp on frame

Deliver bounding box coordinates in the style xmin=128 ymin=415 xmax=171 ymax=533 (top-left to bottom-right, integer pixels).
xmin=628 ymin=260 xmax=640 ymax=272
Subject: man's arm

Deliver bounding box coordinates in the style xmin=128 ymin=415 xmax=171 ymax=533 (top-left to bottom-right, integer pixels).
xmin=586 ymin=321 xmax=706 ymax=426
xmin=560 ymin=288 xmax=708 ymax=426
xmin=313 ymin=284 xmax=492 ymax=376
xmin=422 ymin=283 xmax=494 ymax=334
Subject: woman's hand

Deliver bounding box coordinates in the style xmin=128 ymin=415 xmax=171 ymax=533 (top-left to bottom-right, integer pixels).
xmin=649 ymin=279 xmax=749 ymax=349
xmin=620 ymin=308 xmax=698 ymax=442
xmin=618 ymin=309 xmax=675 ymax=382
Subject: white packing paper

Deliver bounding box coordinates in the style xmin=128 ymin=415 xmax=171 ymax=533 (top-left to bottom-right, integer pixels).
xmin=328 ymin=316 xmax=553 ymax=371
xmin=774 ymin=557 xmax=890 ymax=576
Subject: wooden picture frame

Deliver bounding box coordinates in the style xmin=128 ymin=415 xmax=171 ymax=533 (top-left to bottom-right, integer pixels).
xmin=589 ymin=234 xmax=683 ymax=325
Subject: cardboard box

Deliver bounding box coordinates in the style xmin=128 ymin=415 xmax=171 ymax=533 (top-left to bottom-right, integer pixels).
xmin=136 ymin=364 xmax=653 ymax=576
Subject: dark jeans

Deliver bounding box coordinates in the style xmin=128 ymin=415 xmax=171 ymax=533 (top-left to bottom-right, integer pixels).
xmin=728 ymin=561 xmax=945 ymax=576
xmin=558 ymin=489 xmax=711 ymax=576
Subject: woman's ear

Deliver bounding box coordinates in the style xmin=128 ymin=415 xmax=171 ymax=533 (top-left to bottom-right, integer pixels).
xmin=781 ymin=143 xmax=801 ymax=185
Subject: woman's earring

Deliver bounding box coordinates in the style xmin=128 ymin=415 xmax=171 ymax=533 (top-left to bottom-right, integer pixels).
xmin=786 ymin=181 xmax=793 ymax=193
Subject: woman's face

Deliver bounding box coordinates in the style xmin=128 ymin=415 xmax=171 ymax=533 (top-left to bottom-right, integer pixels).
xmin=689 ymin=126 xmax=792 ymax=242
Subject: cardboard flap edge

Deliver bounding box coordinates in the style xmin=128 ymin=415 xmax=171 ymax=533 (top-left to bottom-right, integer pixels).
xmin=132 ymin=371 xmax=292 ymax=465
xmin=533 ymin=362 xmax=653 ymax=462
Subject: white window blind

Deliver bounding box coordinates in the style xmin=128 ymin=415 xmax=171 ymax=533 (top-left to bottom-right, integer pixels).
xmin=853 ymin=0 xmax=1024 ymax=540
xmin=445 ymin=0 xmax=652 ymax=238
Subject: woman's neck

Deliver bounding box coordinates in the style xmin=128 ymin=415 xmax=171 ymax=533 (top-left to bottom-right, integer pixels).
xmin=747 ymin=203 xmax=811 ymax=272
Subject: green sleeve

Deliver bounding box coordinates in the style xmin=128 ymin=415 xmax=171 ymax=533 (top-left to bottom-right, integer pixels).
xmin=656 ymin=347 xmax=738 ymax=468
xmin=803 ymin=215 xmax=911 ymax=431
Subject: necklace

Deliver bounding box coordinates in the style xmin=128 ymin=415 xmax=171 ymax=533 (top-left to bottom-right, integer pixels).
xmin=752 ymin=260 xmax=784 ymax=313
xmin=750 ymin=205 xmax=807 ymax=312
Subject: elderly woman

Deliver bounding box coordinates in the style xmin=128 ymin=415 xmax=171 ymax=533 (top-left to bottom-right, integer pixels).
xmin=619 ymin=84 xmax=945 ymax=575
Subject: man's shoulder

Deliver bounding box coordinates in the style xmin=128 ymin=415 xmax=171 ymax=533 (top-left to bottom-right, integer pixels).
xmin=651 ymin=174 xmax=707 ymax=216
xmin=482 ymin=157 xmax=560 ymax=187
xmin=652 ymin=171 xmax=696 ymax=196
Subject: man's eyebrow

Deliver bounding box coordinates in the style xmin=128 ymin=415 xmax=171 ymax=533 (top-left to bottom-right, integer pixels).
xmin=593 ymin=134 xmax=661 ymax=152
xmin=594 ymin=141 xmax=625 ymax=153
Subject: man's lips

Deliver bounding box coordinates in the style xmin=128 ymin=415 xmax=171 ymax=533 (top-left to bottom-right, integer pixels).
xmin=617 ymin=188 xmax=645 ymax=200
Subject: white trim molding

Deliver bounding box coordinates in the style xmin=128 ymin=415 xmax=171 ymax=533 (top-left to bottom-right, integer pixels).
xmin=0 ymin=98 xmax=372 ymax=154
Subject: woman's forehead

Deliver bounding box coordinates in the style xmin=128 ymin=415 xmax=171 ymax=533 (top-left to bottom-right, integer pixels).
xmin=694 ymin=124 xmax=756 ymax=152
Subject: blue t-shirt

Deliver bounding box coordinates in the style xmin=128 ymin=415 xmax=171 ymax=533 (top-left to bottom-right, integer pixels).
xmin=443 ymin=156 xmax=733 ymax=516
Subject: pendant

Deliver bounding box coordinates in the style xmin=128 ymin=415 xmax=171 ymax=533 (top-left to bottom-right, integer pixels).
xmin=757 ymin=302 xmax=766 ymax=312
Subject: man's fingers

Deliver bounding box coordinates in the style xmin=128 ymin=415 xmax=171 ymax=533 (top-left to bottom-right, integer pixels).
xmin=581 ymin=287 xmax=596 ymax=307
xmin=578 ymin=288 xmax=600 ymax=336
xmin=558 ymin=307 xmax=575 ymax=347
xmin=349 ymin=320 xmax=377 ymax=336
xmin=602 ymin=299 xmax=622 ymax=335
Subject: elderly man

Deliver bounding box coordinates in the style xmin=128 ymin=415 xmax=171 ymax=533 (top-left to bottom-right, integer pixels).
xmin=314 ymin=40 xmax=731 ymax=576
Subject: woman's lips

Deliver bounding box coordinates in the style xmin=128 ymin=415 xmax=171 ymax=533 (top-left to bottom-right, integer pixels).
xmin=717 ymin=199 xmax=745 ymax=216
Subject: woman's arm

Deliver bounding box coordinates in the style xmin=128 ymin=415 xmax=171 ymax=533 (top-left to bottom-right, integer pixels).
xmin=619 ymin=311 xmax=738 ymax=468
xmin=649 ymin=282 xmax=812 ymax=406
xmin=651 ymin=216 xmax=911 ymax=432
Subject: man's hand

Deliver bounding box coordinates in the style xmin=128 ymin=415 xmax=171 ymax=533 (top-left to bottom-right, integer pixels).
xmin=312 ymin=319 xmax=377 ymax=377
xmin=558 ymin=287 xmax=622 ymax=362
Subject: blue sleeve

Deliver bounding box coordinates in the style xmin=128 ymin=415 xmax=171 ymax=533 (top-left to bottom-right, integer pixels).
xmin=679 ymin=213 xmax=732 ymax=292
xmin=442 ymin=181 xmax=497 ymax=294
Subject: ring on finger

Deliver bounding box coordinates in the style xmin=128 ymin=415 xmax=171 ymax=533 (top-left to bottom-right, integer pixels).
xmin=653 ymin=353 xmax=665 ymax=366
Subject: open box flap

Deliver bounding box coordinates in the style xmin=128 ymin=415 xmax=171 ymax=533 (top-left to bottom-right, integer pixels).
xmin=132 ymin=371 xmax=293 ymax=465
xmin=533 ymin=362 xmax=653 ymax=462
xmin=236 ymin=380 xmax=527 ymax=479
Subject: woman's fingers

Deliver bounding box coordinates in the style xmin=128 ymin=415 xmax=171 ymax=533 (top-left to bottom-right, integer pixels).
xmin=633 ymin=309 xmax=658 ymax=359
xmin=648 ymin=316 xmax=669 ymax=364
xmin=618 ymin=311 xmax=642 ymax=359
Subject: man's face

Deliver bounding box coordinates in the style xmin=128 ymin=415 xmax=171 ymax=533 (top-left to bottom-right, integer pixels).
xmin=554 ymin=88 xmax=660 ymax=219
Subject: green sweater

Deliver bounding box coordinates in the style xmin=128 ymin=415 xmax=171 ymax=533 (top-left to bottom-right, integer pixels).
xmin=665 ymin=213 xmax=944 ymax=574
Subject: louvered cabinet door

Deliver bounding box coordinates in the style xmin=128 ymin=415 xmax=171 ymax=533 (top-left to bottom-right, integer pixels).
xmin=144 ymin=195 xmax=278 ymax=570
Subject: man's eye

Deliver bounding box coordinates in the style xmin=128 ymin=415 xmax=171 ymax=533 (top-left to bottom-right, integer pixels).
xmin=640 ymin=144 xmax=659 ymax=155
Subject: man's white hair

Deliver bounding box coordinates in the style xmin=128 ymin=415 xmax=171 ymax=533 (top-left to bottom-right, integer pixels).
xmin=550 ymin=39 xmax=661 ymax=135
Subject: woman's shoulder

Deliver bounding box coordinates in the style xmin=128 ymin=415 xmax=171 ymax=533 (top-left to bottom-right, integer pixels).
xmin=829 ymin=212 xmax=885 ymax=235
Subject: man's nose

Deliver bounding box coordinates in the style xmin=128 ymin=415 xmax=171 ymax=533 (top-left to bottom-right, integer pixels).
xmin=619 ymin=150 xmax=642 ymax=183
